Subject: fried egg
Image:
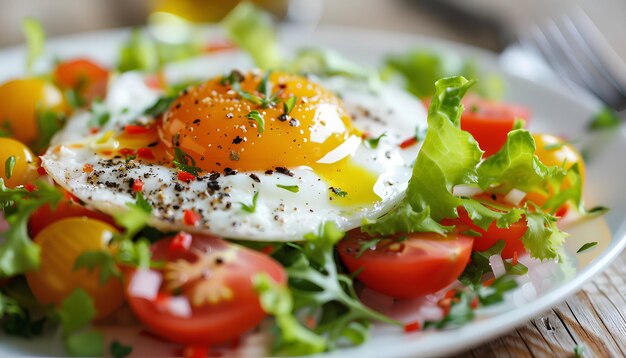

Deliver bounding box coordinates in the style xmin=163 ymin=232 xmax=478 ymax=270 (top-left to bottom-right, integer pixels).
xmin=42 ymin=56 xmax=426 ymax=241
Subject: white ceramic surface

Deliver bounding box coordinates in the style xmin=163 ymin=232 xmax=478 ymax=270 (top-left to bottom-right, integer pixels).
xmin=1 ymin=26 xmax=625 ymax=357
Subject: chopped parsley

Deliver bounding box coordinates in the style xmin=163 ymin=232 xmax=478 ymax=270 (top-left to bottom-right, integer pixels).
xmin=365 ymin=132 xmax=386 ymax=149
xmin=240 ymin=191 xmax=259 ymax=213
xmin=283 ymin=96 xmax=298 ymax=115
xmin=4 ymin=156 xmax=15 ymax=180
xmin=276 ymin=184 xmax=299 ymax=193
xmin=576 ymin=242 xmax=598 ymax=254
xmin=246 ymin=110 xmax=265 ymax=133
xmin=329 ymin=186 xmax=347 ymax=197
xmin=73 ymin=251 xmax=121 ymax=284
xmin=144 ymin=96 xmax=176 ymax=117
xmin=173 ymin=147 xmax=202 ymax=176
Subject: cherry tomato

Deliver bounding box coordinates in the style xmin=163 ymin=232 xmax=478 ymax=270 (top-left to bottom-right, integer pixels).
xmin=460 ymin=95 xmax=530 ymax=157
xmin=0 ymin=138 xmax=39 ymax=188
xmin=443 ymin=206 xmax=527 ymax=259
xmin=124 ymin=234 xmax=286 ymax=345
xmin=29 ymin=195 xmax=117 ymax=238
xmin=337 ymin=230 xmax=473 ymax=298
xmin=25 ymin=218 xmax=124 ymax=319
xmin=54 ymin=58 xmax=109 ymax=103
xmin=0 ymin=79 xmax=67 ymax=145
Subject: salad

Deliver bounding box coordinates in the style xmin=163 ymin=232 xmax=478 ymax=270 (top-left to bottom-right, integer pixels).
xmin=0 ymin=4 xmax=609 ymax=357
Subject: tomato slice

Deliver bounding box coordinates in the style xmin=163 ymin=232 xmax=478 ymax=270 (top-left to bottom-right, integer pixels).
xmin=442 ymin=206 xmax=528 ymax=259
xmin=29 ymin=195 xmax=117 ymax=238
xmin=460 ymin=95 xmax=530 ymax=157
xmin=337 ymin=230 xmax=473 ymax=298
xmin=124 ymin=234 xmax=286 ymax=345
xmin=54 ymin=58 xmax=109 ymax=103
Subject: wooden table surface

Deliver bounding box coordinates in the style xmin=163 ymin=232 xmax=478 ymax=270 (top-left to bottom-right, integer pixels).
xmin=458 ymin=249 xmax=626 ymax=358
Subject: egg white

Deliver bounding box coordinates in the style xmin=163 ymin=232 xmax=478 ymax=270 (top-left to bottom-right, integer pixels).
xmin=42 ymin=54 xmax=426 ymax=241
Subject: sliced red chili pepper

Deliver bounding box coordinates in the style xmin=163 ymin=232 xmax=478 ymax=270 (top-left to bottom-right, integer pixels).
xmin=512 ymin=251 xmax=518 ymax=266
xmin=177 ymin=171 xmax=195 ymax=182
xmin=168 ymin=231 xmax=192 ymax=253
xmin=37 ymin=166 xmax=47 ymax=176
xmin=24 ymin=183 xmax=37 ymax=192
xmin=119 ymin=148 xmax=136 ymax=156
xmin=470 ymin=296 xmax=479 ymax=309
xmin=404 ymin=321 xmax=421 ymax=333
xmin=483 ymin=278 xmax=496 ymax=287
xmin=137 ymin=148 xmax=155 ymax=160
xmin=183 ymin=210 xmax=200 ymax=226
xmin=125 ymin=125 xmax=151 ymax=135
xmin=132 ymin=179 xmax=144 ymax=193
xmin=399 ymin=136 xmax=418 ymax=149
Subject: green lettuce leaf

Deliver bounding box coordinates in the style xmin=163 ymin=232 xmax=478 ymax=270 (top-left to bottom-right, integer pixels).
xmin=222 ymin=2 xmax=281 ymax=69
xmin=361 ymin=202 xmax=450 ymax=236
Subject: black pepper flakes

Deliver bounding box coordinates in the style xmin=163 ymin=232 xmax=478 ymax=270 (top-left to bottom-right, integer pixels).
xmin=232 ymin=136 xmax=244 ymax=144
xmin=249 ymin=173 xmax=260 ymax=183
xmin=209 ymin=172 xmax=220 ymax=181
xmin=274 ymin=167 xmax=294 ymax=177
xmin=265 ymin=169 xmax=273 ymax=175
xmin=193 ymin=119 xmax=201 ymax=124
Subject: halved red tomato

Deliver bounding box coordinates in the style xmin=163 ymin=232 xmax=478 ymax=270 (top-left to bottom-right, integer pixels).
xmin=460 ymin=95 xmax=530 ymax=157
xmin=442 ymin=206 xmax=527 ymax=259
xmin=124 ymin=234 xmax=286 ymax=345
xmin=54 ymin=58 xmax=109 ymax=103
xmin=338 ymin=230 xmax=473 ymax=298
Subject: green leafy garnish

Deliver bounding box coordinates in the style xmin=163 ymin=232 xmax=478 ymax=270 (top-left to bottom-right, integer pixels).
xmin=221 ymin=2 xmax=281 ymax=69
xmin=33 ymin=108 xmax=66 ymax=152
xmin=240 ymin=191 xmax=259 ymax=213
xmin=588 ymin=107 xmax=620 ymax=131
xmin=576 ymin=242 xmax=598 ymax=254
xmin=22 ymin=18 xmax=45 ymax=74
xmin=73 ymin=251 xmax=121 ymax=284
xmin=365 ymin=132 xmax=386 ymax=149
xmin=459 ymin=240 xmax=527 ymax=286
xmin=0 ymin=180 xmax=62 ymax=277
xmin=144 ymin=96 xmax=176 ymax=117
xmin=276 ymin=184 xmax=299 ymax=193
xmin=0 ymin=291 xmax=46 ymax=338
xmin=173 ymin=147 xmax=202 ymax=176
xmin=88 ymin=101 xmax=111 ymax=128
xmin=246 ymin=110 xmax=265 ymax=133
xmin=118 ymin=29 xmax=159 ymax=72
xmin=4 ymin=156 xmax=16 ymax=180
xmin=574 ymin=344 xmax=586 ymax=357
xmin=361 ymin=202 xmax=450 ymax=237
xmin=110 ymin=340 xmax=133 ymax=358
xmin=283 ymin=96 xmax=298 ymax=115
xmin=329 ymin=187 xmax=347 ymax=198
xmin=54 ymin=289 xmax=103 ymax=357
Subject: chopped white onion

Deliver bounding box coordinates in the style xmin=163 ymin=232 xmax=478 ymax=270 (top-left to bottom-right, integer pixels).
xmin=489 ymin=254 xmax=506 ymax=278
xmin=128 ymin=269 xmax=162 ymax=300
xmin=452 ymin=184 xmax=483 ymax=198
xmin=503 ymin=188 xmax=527 ymax=206
xmin=167 ymin=296 xmax=192 ymax=318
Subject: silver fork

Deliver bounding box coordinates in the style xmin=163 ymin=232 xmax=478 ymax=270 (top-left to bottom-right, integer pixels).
xmin=519 ymin=7 xmax=626 ymax=111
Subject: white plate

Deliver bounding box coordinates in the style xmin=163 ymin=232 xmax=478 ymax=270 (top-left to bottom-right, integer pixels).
xmin=1 ymin=26 xmax=625 ymax=358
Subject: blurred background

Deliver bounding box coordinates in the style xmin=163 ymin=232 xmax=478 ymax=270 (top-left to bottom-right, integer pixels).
xmin=0 ymin=0 xmax=625 ymax=110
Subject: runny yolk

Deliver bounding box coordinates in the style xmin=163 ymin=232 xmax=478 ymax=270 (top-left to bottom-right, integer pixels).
xmin=158 ymin=71 xmax=357 ymax=172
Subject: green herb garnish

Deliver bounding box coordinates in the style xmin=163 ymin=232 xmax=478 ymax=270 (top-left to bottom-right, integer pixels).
xmin=145 ymin=96 xmax=176 ymax=117
xmin=240 ymin=191 xmax=259 ymax=213
xmin=329 ymin=187 xmax=347 ymax=198
xmin=172 ymin=147 xmax=202 ymax=176
xmin=4 ymin=156 xmax=15 ymax=180
xmin=365 ymin=132 xmax=386 ymax=149
xmin=276 ymin=184 xmax=299 ymax=193
xmin=576 ymin=242 xmax=598 ymax=254
xmin=246 ymin=110 xmax=265 ymax=133
xmin=283 ymin=96 xmax=298 ymax=115
xmin=588 ymin=107 xmax=620 ymax=131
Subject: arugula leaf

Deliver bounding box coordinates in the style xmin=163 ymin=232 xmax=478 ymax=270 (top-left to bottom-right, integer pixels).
xmin=22 ymin=18 xmax=45 ymax=75
xmin=254 ymin=273 xmax=327 ymax=355
xmin=73 ymin=251 xmax=121 ymax=284
xmin=173 ymin=148 xmax=202 ymax=176
xmin=577 ymin=242 xmax=598 ymax=254
xmin=276 ymin=184 xmax=299 ymax=193
xmin=0 ymin=180 xmax=62 ymax=277
xmin=240 ymin=191 xmax=259 ymax=213
xmin=246 ymin=110 xmax=265 ymax=133
xmin=361 ymin=202 xmax=450 ymax=236
xmin=588 ymin=107 xmax=620 ymax=131
xmin=110 ymin=341 xmax=133 ymax=358
xmin=222 ymin=2 xmax=281 ymax=69
xmin=4 ymin=156 xmax=16 ymax=179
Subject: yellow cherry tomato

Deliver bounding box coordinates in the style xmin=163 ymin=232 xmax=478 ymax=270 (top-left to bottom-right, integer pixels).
xmin=0 ymin=78 xmax=67 ymax=146
xmin=527 ymin=133 xmax=586 ymax=207
xmin=0 ymin=138 xmax=39 ymax=188
xmin=533 ymin=133 xmax=585 ymax=184
xmin=26 ymin=218 xmax=124 ymax=319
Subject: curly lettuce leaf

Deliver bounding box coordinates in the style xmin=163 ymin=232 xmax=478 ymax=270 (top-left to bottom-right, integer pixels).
xmin=406 ymin=76 xmax=481 ymax=221
xmin=361 ymin=202 xmax=449 ymax=236
xmin=222 ymin=2 xmax=281 ymax=69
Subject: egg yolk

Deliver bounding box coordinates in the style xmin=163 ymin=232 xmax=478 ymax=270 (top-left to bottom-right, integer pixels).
xmin=158 ymin=71 xmax=357 ymax=172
